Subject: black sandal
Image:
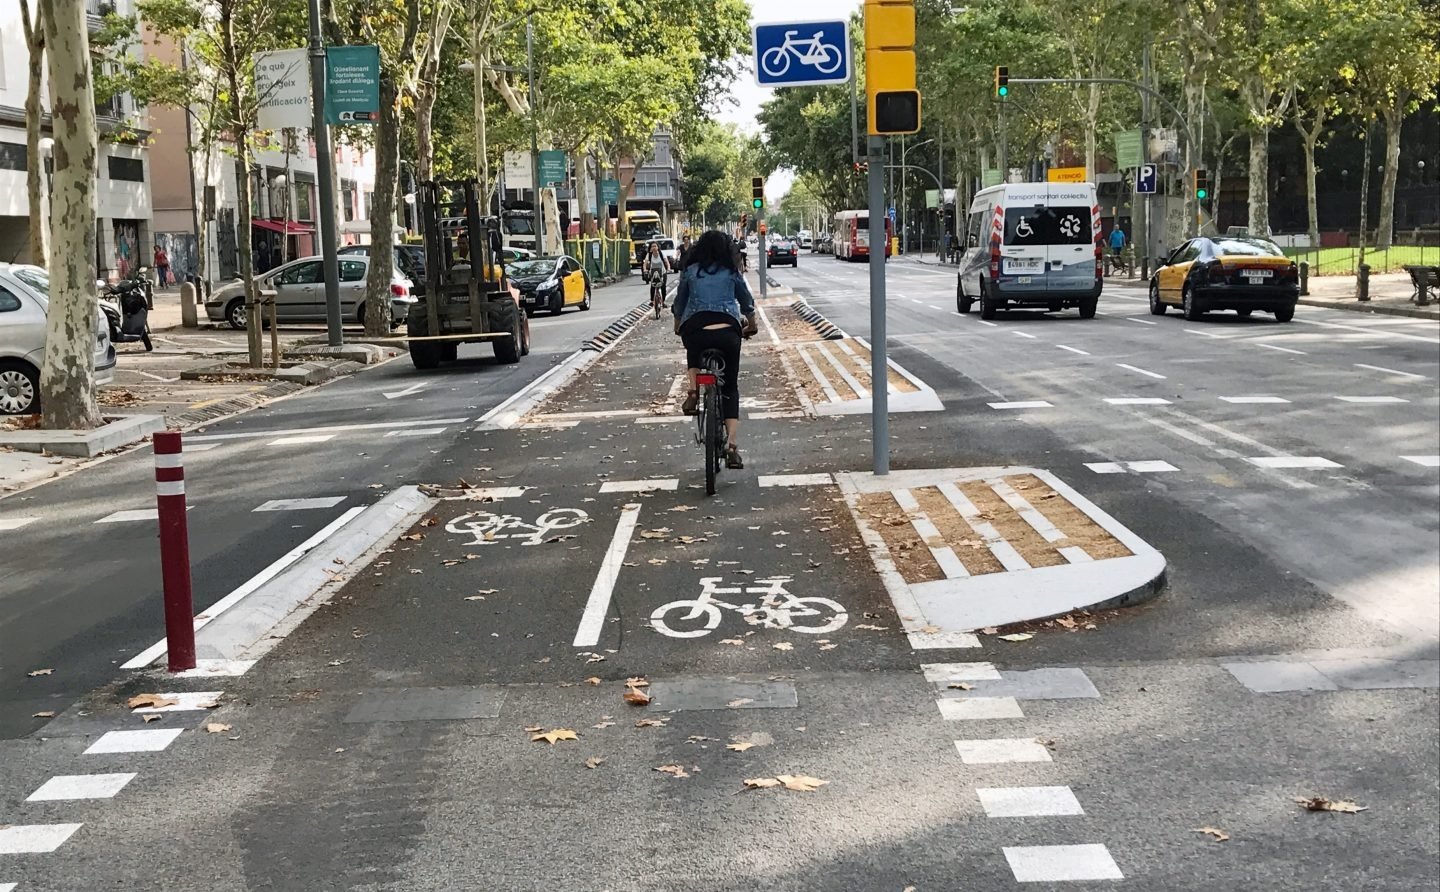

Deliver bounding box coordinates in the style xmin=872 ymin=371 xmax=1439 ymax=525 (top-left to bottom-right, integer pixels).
xmin=725 ymin=446 xmax=744 ymax=470
xmin=681 ymin=390 xmax=698 ymax=415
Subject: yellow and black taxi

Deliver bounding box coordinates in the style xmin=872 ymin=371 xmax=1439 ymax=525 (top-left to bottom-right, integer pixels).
xmin=508 ymin=255 xmax=592 ymax=316
xmin=1149 ymin=235 xmax=1299 ymax=322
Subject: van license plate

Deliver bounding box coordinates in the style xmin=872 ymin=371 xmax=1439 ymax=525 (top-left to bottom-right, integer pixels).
xmin=1005 ymin=259 xmax=1043 ymax=273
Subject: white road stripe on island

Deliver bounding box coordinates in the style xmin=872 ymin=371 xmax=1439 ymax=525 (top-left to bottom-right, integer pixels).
xmin=1116 ymin=363 xmax=1166 ymax=379
xmin=758 ymin=473 xmax=834 ymax=487
xmin=384 ymin=427 xmax=448 ymax=437
xmin=978 ymin=786 xmax=1085 ymax=818
xmin=0 ymin=517 xmax=38 ymax=530
xmin=83 ymin=728 xmax=184 ymax=754
xmin=1104 ymin=397 xmax=1171 ymax=405
xmin=572 ymin=503 xmax=642 ymax=648
xmin=1401 ymin=456 xmax=1440 ymax=468
xmin=188 ymin=417 xmax=471 ymax=443
xmin=1247 ymin=456 xmax=1343 ymax=470
xmin=1220 ymin=396 xmax=1291 ymax=404
xmin=1123 ymin=317 xmax=1158 ymax=325
xmin=893 ymin=489 xmax=970 ymax=579
xmin=598 ymin=478 xmax=679 ymax=493
xmin=955 ymin=738 xmax=1053 ymax=764
xmin=1184 ymin=328 xmax=1231 ymax=338
xmin=0 ymin=824 xmax=84 ymax=855
xmin=268 ymin=434 xmax=336 ymax=446
xmin=1056 ymin=344 xmax=1091 ymax=355
xmin=937 ymin=697 xmax=1024 ymax=720
xmin=977 ymin=320 xmax=999 ymax=327
xmin=131 ymin=691 xmax=224 ymax=713
xmin=1257 ymin=342 xmax=1307 ymax=355
xmin=1004 ymin=844 xmax=1124 ymax=882
xmin=1085 ymin=460 xmax=1179 ymax=474
xmin=1355 ymin=363 xmax=1428 ymax=380
xmin=1012 ymin=331 xmax=1038 ymax=339
xmin=253 ymin=497 xmax=347 ymax=512
xmin=989 ymin=400 xmax=1053 ymax=410
xmin=26 ymin=773 xmax=137 ymax=802
xmin=923 ymin=662 xmax=1002 ymax=683
xmin=1336 ymin=395 xmax=1409 ymax=404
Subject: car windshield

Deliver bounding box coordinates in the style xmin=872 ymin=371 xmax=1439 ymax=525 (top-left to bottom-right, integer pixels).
xmin=1213 ymin=237 xmax=1284 ymax=257
xmin=13 ymin=267 xmax=50 ymax=298
xmin=631 ymin=221 xmax=662 ymax=242
xmin=504 ymin=215 xmax=536 ymax=235
xmin=508 ymin=259 xmax=555 ymax=277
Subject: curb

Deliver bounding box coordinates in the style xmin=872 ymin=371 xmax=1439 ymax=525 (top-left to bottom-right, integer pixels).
xmin=789 ymin=298 xmax=847 ymax=340
xmin=191 ymin=485 xmax=434 ymax=662
xmin=1297 ymin=298 xmax=1438 ymax=320
xmin=0 ymin=413 xmax=165 ymax=458
xmin=582 ymin=302 xmax=652 ymax=352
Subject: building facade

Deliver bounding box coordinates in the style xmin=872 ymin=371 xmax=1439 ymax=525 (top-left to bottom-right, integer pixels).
xmin=617 ymin=127 xmax=686 ymax=235
xmin=0 ymin=0 xmax=154 ymax=281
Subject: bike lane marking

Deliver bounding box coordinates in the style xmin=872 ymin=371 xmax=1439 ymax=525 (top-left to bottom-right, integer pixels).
xmin=573 ymin=503 xmax=643 ymax=647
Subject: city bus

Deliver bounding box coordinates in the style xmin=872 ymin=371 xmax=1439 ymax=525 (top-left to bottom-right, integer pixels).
xmin=625 ymin=210 xmax=664 ymax=266
xmin=832 ymin=210 xmax=892 ymax=261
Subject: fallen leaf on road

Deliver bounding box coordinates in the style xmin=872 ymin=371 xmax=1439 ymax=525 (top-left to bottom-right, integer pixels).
xmin=585 ymin=677 xmax=602 ymax=686
xmin=778 ymin=774 xmax=828 ymax=792
xmin=464 ymin=595 xmax=487 ymax=601
xmin=623 ymin=688 xmax=652 ymax=706
xmin=727 ymin=698 xmax=754 ymax=708
xmin=475 ymin=588 xmax=498 ymax=595
xmin=592 ymin=721 xmax=616 ymax=729
xmin=1296 ymin=796 xmax=1368 ymax=813
xmin=647 ymin=558 xmax=667 ymax=565
xmin=625 ymin=677 xmax=650 ymax=688
xmin=141 ymin=715 xmax=162 ymax=723
xmin=726 ymin=742 xmax=755 ymax=752
xmin=585 ymin=757 xmax=605 ymax=769
xmin=127 ymin=694 xmax=179 ymax=709
xmin=327 ymin=659 xmax=348 ymax=667
xmin=819 ymin=643 xmax=837 ymax=650
xmin=1055 ymin=616 xmax=1079 ymax=629
xmin=334 ymin=747 xmax=345 ymax=753
xmin=743 ymin=777 xmax=781 ymax=790
xmin=998 ymin=633 xmax=1034 ymax=642
xmin=205 ymin=723 xmax=232 ymax=734
xmin=948 ymin=682 xmax=974 ymax=690
xmin=635 ymin=718 xmax=668 ymax=728
xmin=32 ymin=711 xmax=55 ymax=718
xmin=400 ymin=533 xmax=424 ymax=541
xmin=920 ymin=624 xmax=942 ymax=634
xmin=442 ymin=560 xmax=463 ymax=567
xmin=524 ymin=724 xmax=543 ymax=732
xmin=980 ymin=626 xmax=999 ymax=634
xmin=655 ymin=764 xmax=690 ymax=778
xmin=420 ymin=516 xmax=438 ymax=527
xmin=718 ymin=638 xmax=744 ymax=646
xmin=772 ymin=642 xmax=794 ymax=651
xmin=531 ymin=728 xmax=579 ymax=744
xmin=1036 ymin=737 xmax=1058 ymax=751
xmin=687 ymin=735 xmax=716 ymax=743
xmin=640 ymin=528 xmax=671 ymax=539
xmin=586 ymin=654 xmax=606 ymax=664
xmin=408 ymin=569 xmax=424 ymax=575
xmin=27 ymin=668 xmax=54 ymax=677
xmin=853 ymin=624 xmax=888 ymax=631
xmin=668 ymin=505 xmax=697 ymax=512
xmin=1193 ymin=827 xmax=1230 ymax=842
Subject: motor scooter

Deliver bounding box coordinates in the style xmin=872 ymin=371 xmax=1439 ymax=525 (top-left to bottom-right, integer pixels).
xmin=98 ymin=268 xmax=154 ymax=352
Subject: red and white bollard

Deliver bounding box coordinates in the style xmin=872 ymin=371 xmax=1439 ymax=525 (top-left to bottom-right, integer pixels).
xmin=153 ymin=431 xmax=196 ymax=672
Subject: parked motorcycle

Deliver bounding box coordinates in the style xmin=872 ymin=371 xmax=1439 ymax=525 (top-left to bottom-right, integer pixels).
xmin=98 ymin=268 xmax=154 ymax=352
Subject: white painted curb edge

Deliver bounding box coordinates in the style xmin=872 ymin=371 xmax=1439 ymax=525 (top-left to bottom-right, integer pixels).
xmin=475 ymin=349 xmax=591 ymax=431
xmin=193 ymin=485 xmax=435 ymax=661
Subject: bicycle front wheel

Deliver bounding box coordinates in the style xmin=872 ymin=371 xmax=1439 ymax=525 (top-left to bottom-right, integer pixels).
xmin=704 ymin=385 xmax=720 ymax=496
xmin=760 ymin=46 xmax=790 ymax=77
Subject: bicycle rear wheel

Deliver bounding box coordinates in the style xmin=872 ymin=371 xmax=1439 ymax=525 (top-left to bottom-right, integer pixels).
xmin=704 ymin=384 xmax=720 ymax=495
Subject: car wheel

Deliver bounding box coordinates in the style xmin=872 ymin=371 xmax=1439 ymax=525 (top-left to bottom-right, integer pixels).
xmin=1236 ymin=308 xmax=1253 ymax=317
xmin=957 ymin=279 xmax=973 ymax=314
xmin=1079 ymin=297 xmax=1098 ymax=319
xmin=979 ymin=279 xmax=998 ymax=320
xmin=1182 ymin=283 xmax=1206 ymax=321
xmin=580 ymin=284 xmax=592 ymax=311
xmin=1148 ymin=281 xmax=1166 ymax=316
xmin=1273 ymin=305 xmax=1295 ymax=323
xmin=225 ymin=298 xmax=247 ymax=330
xmin=0 ymin=361 xmax=40 ymax=415
xmin=407 ymin=308 xmax=442 ymax=370
xmin=549 ymin=291 xmax=563 ymax=316
xmin=494 ymin=308 xmax=522 ymax=364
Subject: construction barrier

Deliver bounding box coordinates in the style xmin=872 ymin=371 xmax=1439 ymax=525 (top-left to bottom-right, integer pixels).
xmin=564 ymin=236 xmax=633 ymax=280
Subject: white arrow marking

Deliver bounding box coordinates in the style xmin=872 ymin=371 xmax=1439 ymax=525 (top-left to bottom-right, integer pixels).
xmin=383 ymin=381 xmax=430 ymax=400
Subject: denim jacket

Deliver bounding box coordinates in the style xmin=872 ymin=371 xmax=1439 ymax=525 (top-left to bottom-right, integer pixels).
xmin=672 ymin=265 xmax=755 ymax=328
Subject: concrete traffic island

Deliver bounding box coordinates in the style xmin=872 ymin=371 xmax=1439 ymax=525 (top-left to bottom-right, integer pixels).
xmin=0 ymin=413 xmax=165 ymax=458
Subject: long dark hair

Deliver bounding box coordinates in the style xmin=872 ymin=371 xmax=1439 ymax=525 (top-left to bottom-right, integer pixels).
xmin=683 ymin=230 xmax=738 ymax=274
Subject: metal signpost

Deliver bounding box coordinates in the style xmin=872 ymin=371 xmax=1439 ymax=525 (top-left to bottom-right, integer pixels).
xmin=867 ymin=137 xmax=888 ymax=475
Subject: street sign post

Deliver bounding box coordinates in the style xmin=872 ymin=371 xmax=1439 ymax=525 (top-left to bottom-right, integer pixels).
xmin=538 ymin=151 xmax=567 ymax=186
xmin=600 ymin=179 xmax=620 ymax=206
xmin=323 ymin=45 xmax=380 ymax=124
xmin=1136 ymin=163 xmax=1158 ymax=194
xmin=753 ymin=20 xmax=851 ymax=87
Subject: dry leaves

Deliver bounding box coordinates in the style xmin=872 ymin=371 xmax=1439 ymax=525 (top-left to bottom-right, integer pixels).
xmin=1193 ymin=827 xmax=1230 ymax=842
xmin=31 ymin=711 xmax=56 ymax=718
xmin=744 ymin=774 xmax=828 ymax=792
xmin=623 ymin=677 xmax=652 ymax=706
xmin=742 ymin=777 xmax=781 ymax=789
xmin=772 ymin=642 xmax=794 ymax=652
xmin=584 ymin=757 xmax=605 ymax=769
xmin=635 ymin=718 xmax=668 ymax=728
xmin=718 ymin=638 xmax=744 ymax=646
xmin=853 ymin=624 xmax=888 ymax=631
xmin=726 ymin=698 xmax=754 ymax=708
xmin=531 ymin=728 xmax=579 ymax=744
xmin=1296 ymin=796 xmax=1368 ymax=814
xmin=726 ymin=742 xmax=756 ymax=752
xmin=141 ymin=714 xmax=163 ymax=724
xmin=205 ymin=722 xmax=232 ymax=734
xmin=27 ymin=668 xmax=54 ymax=677
xmin=948 ymin=682 xmax=975 ymax=690
xmin=997 ymin=632 xmax=1034 ymax=642
xmin=654 ymin=764 xmax=690 ymax=779
xmin=584 ymin=677 xmax=602 ymax=686
xmin=400 ymin=533 xmax=424 ymax=541
xmin=640 ymin=528 xmax=671 ymax=539
xmin=127 ymin=694 xmax=179 ymax=710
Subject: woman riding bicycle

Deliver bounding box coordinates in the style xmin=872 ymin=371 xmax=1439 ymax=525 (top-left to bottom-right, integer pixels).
xmin=643 ymin=242 xmax=669 ymax=308
xmin=672 ymin=230 xmax=757 ymax=469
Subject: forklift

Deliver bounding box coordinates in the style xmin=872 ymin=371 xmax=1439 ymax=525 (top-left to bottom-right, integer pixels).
xmin=407 ymin=178 xmax=529 ymax=370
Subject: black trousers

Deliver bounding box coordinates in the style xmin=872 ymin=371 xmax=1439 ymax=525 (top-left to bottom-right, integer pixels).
xmin=681 ymin=322 xmax=742 ymax=420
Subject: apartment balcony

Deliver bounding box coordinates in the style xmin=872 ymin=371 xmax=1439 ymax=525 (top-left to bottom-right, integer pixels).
xmin=87 ymin=0 xmax=116 ymax=29
xmin=631 ymin=182 xmax=681 ymax=203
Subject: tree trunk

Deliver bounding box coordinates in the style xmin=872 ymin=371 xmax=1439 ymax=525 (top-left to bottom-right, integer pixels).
xmin=1300 ymin=130 xmax=1319 ymax=247
xmin=471 ymin=21 xmax=488 ymax=198
xmin=1376 ymin=104 xmax=1402 ymax=250
xmin=38 ymin=0 xmax=101 ymax=429
xmin=1357 ymin=123 xmax=1372 ymax=260
xmin=364 ymin=74 xmax=400 ymax=338
xmin=1182 ymin=78 xmax=1204 ymax=238
xmin=1247 ymin=125 xmax=1269 ymax=235
xmin=20 ymin=0 xmax=48 ymax=267
xmin=220 ymin=0 xmax=260 ymax=367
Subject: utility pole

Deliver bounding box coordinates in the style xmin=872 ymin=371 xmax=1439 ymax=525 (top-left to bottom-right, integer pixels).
xmin=306 ymin=0 xmax=342 ymax=346
xmin=1139 ymin=40 xmax=1152 ymax=276
xmin=527 ymin=12 xmax=544 ymax=254
xmin=867 ymin=136 xmax=888 ymax=475
xmin=900 ymin=134 xmax=908 ymax=254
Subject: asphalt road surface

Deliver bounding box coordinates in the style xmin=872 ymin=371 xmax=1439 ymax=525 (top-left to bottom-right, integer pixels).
xmin=1 ymin=265 xmax=1435 ymax=891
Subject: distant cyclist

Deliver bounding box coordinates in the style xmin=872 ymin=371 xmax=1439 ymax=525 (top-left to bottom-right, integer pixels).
xmin=643 ymin=241 xmax=670 ymax=306
xmin=673 ymin=230 xmax=757 ymax=469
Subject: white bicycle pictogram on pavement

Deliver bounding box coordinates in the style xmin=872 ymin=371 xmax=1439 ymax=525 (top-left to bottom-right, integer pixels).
xmin=446 ymin=508 xmax=589 ymax=546
xmin=760 ymin=31 xmax=843 ymax=78
xmin=650 ymin=576 xmax=847 ymax=638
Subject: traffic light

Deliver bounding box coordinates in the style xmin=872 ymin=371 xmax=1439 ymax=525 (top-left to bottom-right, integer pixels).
xmin=853 ymin=160 xmax=869 ymax=175
xmin=865 ymin=0 xmax=921 ymax=135
xmin=995 ymin=66 xmax=1009 ymax=98
xmin=1194 ymin=168 xmax=1210 ymax=201
xmin=751 ymin=176 xmax=765 ymax=210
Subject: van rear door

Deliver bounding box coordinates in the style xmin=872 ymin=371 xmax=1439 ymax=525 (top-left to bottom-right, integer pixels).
xmin=1043 ymin=185 xmax=1098 ymax=296
xmin=1000 ymin=196 xmax=1050 ymax=298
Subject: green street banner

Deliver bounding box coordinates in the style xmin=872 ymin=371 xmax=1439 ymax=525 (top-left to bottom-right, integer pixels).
xmin=600 ymin=179 xmax=620 ymax=205
xmin=324 ymin=46 xmax=380 ymax=125
xmin=982 ymin=168 xmax=1003 ymax=188
xmin=1114 ymin=129 xmax=1143 ymax=170
xmin=538 ymin=151 xmax=567 ymax=186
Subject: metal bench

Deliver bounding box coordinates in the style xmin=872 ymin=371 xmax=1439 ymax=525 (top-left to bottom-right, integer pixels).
xmin=1403 ymin=265 xmax=1439 ymax=306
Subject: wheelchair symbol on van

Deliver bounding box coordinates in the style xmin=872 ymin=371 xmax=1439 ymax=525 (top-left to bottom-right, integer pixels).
xmin=1015 ymin=216 xmax=1035 ymax=239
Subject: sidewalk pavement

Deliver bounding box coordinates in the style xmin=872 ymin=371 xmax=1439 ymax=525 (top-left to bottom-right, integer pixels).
xmin=1297 ymin=271 xmax=1438 ymax=319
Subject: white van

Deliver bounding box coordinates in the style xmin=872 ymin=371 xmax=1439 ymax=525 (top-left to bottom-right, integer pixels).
xmin=955 ymin=182 xmax=1102 ymax=319
xmin=796 ymin=229 xmax=813 ymax=249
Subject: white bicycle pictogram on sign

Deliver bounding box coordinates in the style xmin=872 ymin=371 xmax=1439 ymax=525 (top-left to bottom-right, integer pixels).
xmin=650 ymin=576 xmax=847 ymax=639
xmin=759 ymin=31 xmax=844 ymax=78
xmin=446 ymin=508 xmax=589 ymax=546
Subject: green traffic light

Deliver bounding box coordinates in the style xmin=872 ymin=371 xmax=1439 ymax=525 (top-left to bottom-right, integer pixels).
xmin=752 ymin=198 xmax=763 ymax=209
xmin=997 ymin=85 xmax=1008 ymax=97
xmin=1196 ymin=188 xmax=1208 ymax=199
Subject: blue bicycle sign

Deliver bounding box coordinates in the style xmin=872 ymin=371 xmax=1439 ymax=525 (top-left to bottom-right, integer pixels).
xmin=753 ymin=20 xmax=851 ymax=88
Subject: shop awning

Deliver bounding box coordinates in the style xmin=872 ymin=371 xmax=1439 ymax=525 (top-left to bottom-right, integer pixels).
xmin=252 ymin=219 xmax=315 ymax=234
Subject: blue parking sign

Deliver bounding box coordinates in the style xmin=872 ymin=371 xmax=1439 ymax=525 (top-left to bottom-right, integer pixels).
xmin=753 ymin=20 xmax=851 ymax=88
xmin=1136 ymin=163 xmax=1158 ymax=194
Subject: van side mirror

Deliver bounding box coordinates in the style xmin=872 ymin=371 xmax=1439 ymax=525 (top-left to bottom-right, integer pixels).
xmin=968 ymin=233 xmax=979 ymax=247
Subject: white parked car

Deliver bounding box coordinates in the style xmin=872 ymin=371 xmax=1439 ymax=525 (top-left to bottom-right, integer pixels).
xmin=0 ymin=263 xmax=116 ymax=415
xmin=205 ymin=255 xmax=415 ymax=330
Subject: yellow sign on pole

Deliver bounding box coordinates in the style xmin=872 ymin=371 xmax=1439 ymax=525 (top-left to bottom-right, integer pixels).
xmin=1047 ymin=167 xmax=1087 ymax=183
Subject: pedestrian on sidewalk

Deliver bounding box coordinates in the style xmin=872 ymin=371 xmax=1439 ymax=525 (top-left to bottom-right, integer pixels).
xmin=674 ymin=230 xmax=757 ymax=470
xmin=154 ymin=244 xmax=171 ymax=286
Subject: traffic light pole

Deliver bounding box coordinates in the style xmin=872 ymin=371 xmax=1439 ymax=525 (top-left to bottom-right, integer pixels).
xmin=757 ymin=212 xmax=767 ymax=298
xmin=866 ymin=135 xmax=889 ymax=476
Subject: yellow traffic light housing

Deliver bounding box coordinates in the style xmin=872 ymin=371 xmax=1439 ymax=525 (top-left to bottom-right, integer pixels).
xmin=865 ymin=0 xmax=921 ymax=135
xmin=995 ymin=65 xmax=1009 ymax=98
xmin=751 ymin=176 xmax=765 ymax=209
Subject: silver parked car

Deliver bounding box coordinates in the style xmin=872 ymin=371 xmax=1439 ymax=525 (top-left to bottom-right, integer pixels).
xmin=0 ymin=263 xmax=117 ymax=415
xmin=204 ymin=255 xmax=416 ymax=330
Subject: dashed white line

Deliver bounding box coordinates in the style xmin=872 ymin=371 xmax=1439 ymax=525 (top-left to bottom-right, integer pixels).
xmin=83 ymin=728 xmax=185 ymax=754
xmin=1298 ymin=317 xmax=1440 ymax=344
xmin=923 ymin=662 xmax=1002 ymax=683
xmin=268 ymin=434 xmax=336 ymax=446
xmin=1401 ymin=455 xmax=1440 ymax=468
xmin=1257 ymin=342 xmax=1307 ymax=355
xmin=384 ymin=427 xmax=448 ymax=437
xmin=1247 ymin=456 xmax=1343 ymax=470
xmin=1123 ymin=317 xmax=1158 ymax=326
xmin=954 ymin=738 xmax=1053 ymax=764
xmin=988 ymin=401 xmax=1053 ymax=410
xmin=572 ymin=503 xmax=642 ymax=647
xmin=1336 ymin=395 xmax=1409 ymax=404
xmin=598 ymin=478 xmax=680 ymax=493
xmin=937 ymin=697 xmax=1024 ymax=720
xmin=188 ymin=417 xmax=471 ymax=442
xmin=1220 ymin=396 xmax=1291 ymax=404
xmin=130 ymin=691 xmax=225 ymax=713
xmin=27 ymin=773 xmax=137 ymax=802
xmin=95 ymin=508 xmax=162 ymax=524
xmin=0 ymin=517 xmax=38 ymax=531
xmin=1011 ymin=331 xmax=1038 ymax=339
xmin=0 ymin=824 xmax=84 ymax=854
xmin=1354 ymin=363 xmax=1427 ymax=380
xmin=977 ymin=320 xmax=999 ymax=327
xmin=978 ymin=786 xmax=1086 ymax=817
xmin=253 ymin=497 xmax=347 ymax=512
xmin=1055 ymin=344 xmax=1090 ymax=355
xmin=1004 ymin=844 xmax=1124 ymax=882
xmin=1116 ymin=363 xmax=1166 ymax=379
xmin=1184 ymin=328 xmax=1230 ymax=338
xmin=758 ymin=473 xmax=834 ymax=487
